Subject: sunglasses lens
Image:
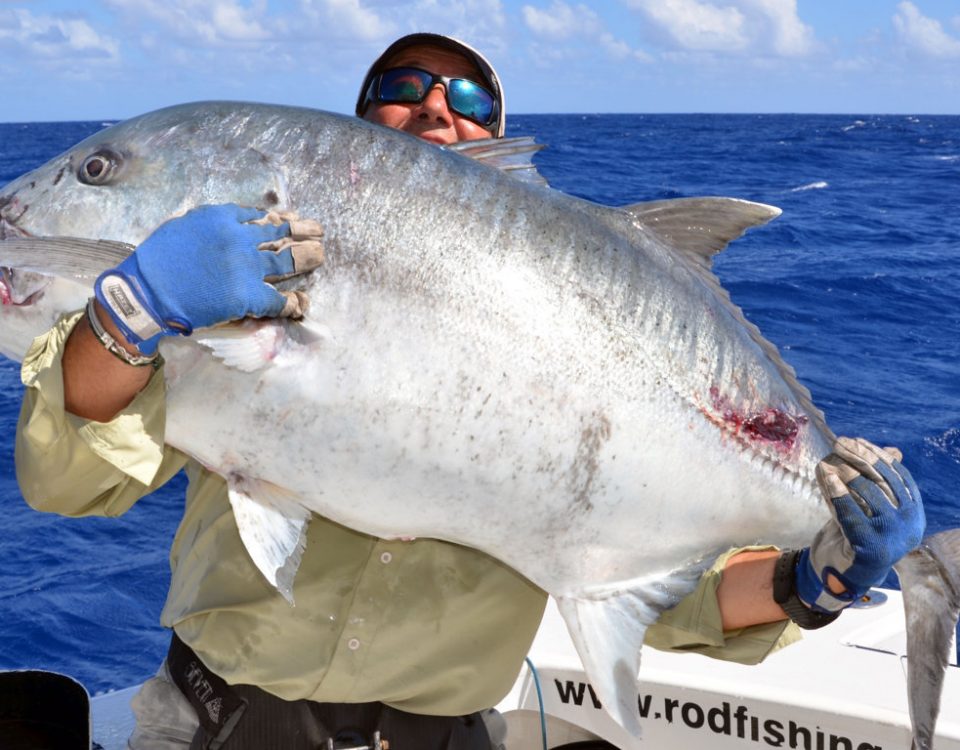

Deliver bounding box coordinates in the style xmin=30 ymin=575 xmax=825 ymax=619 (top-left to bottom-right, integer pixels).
xmin=378 ymin=68 xmax=432 ymax=102
xmin=448 ymin=79 xmax=495 ymax=125
xmin=375 ymin=67 xmax=496 ymax=127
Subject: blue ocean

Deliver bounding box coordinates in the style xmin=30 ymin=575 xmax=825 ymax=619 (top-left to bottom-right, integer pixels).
xmin=0 ymin=113 xmax=958 ymax=698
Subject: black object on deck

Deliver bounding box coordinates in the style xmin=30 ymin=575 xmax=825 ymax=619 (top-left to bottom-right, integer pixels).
xmin=0 ymin=669 xmax=90 ymax=749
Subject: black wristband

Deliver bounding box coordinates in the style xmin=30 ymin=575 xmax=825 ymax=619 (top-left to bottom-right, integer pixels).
xmin=772 ymin=549 xmax=841 ymax=630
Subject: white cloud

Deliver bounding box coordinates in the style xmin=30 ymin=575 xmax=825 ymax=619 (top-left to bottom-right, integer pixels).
xmin=627 ymin=0 xmax=747 ymax=52
xmin=893 ymin=1 xmax=960 ymax=59
xmin=0 ymin=8 xmax=120 ymax=63
xmin=299 ymin=0 xmax=393 ymax=42
xmin=403 ymin=0 xmax=508 ymax=57
xmin=96 ymin=0 xmax=406 ymax=86
xmin=210 ymin=2 xmax=270 ymax=41
xmin=104 ymin=0 xmax=275 ymax=44
xmin=741 ymin=0 xmax=813 ymax=56
xmin=101 ymin=0 xmax=396 ymax=46
xmin=522 ymin=1 xmax=650 ymax=61
xmin=522 ymin=1 xmax=592 ymax=39
xmin=625 ymin=0 xmax=814 ymax=57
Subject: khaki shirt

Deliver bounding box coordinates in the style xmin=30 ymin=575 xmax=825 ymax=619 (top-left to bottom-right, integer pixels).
xmin=15 ymin=312 xmax=799 ymax=715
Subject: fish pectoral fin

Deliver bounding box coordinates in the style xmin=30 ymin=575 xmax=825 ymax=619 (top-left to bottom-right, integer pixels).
xmin=227 ymin=476 xmax=311 ymax=604
xmin=444 ymin=136 xmax=549 ymax=186
xmin=895 ymin=529 xmax=960 ymax=750
xmin=556 ymin=566 xmax=706 ymax=737
xmin=0 ymin=236 xmax=134 ymax=281
xmin=195 ymin=320 xmax=292 ymax=372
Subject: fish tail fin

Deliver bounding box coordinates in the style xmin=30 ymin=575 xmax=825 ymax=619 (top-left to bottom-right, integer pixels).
xmin=896 ymin=529 xmax=960 ymax=750
xmin=556 ymin=566 xmax=706 ymax=737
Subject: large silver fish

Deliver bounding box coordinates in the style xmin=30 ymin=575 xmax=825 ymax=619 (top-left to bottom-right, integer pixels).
xmin=0 ymin=102 xmax=953 ymax=744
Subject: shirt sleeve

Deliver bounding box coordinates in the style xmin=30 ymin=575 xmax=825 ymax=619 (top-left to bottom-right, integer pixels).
xmin=644 ymin=546 xmax=802 ymax=664
xmin=15 ymin=311 xmax=187 ymax=517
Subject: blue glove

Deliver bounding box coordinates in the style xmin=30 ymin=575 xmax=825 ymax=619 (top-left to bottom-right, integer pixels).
xmin=95 ymin=204 xmax=323 ymax=354
xmin=796 ymin=437 xmax=925 ymax=613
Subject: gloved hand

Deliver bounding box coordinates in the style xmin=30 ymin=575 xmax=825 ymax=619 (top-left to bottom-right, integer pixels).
xmin=796 ymin=437 xmax=925 ymax=613
xmin=95 ymin=204 xmax=324 ymax=354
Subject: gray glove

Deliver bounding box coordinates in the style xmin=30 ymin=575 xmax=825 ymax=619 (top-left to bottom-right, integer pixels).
xmin=796 ymin=437 xmax=925 ymax=613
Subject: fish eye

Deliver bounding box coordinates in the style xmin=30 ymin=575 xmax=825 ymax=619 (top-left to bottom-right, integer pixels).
xmin=78 ymin=149 xmax=121 ymax=185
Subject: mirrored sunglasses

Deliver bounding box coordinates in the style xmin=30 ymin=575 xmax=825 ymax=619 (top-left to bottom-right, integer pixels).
xmin=373 ymin=67 xmax=498 ymax=128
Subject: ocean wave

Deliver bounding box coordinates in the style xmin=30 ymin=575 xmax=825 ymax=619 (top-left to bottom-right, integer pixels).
xmin=790 ymin=181 xmax=829 ymax=192
xmin=842 ymin=120 xmax=866 ymax=131
xmin=925 ymin=428 xmax=960 ymax=464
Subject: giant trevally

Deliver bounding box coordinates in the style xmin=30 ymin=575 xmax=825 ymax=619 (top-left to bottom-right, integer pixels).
xmin=0 ymin=102 xmax=954 ymax=744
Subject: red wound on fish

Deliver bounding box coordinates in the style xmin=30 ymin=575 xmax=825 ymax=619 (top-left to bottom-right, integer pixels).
xmin=708 ymin=386 xmax=808 ymax=451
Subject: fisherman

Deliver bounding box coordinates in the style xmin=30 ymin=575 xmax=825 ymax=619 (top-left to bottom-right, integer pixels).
xmin=14 ymin=33 xmax=924 ymax=750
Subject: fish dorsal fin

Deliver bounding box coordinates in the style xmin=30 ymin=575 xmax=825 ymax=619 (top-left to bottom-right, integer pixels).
xmin=445 ymin=136 xmax=548 ymax=186
xmin=622 ymin=197 xmax=781 ymax=272
xmin=556 ymin=563 xmax=708 ymax=737
xmin=615 ymin=196 xmax=831 ymax=440
xmin=0 ymin=237 xmax=134 ymax=281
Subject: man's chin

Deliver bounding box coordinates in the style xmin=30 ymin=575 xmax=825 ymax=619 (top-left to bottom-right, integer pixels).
xmin=413 ymin=131 xmax=452 ymax=145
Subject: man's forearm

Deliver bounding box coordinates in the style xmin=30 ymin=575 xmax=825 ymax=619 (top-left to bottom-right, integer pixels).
xmin=717 ymin=549 xmax=849 ymax=630
xmin=716 ymin=549 xmax=784 ymax=630
xmin=63 ymin=300 xmax=153 ymax=422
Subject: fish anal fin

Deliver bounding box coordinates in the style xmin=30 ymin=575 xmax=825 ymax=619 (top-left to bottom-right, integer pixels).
xmin=227 ymin=476 xmax=311 ymax=604
xmin=556 ymin=565 xmax=706 ymax=737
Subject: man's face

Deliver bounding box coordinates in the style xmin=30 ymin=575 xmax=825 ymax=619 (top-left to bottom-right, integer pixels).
xmin=362 ymin=45 xmax=494 ymax=145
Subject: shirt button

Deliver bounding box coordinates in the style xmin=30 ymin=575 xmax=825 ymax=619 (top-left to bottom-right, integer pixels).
xmin=347 ymin=638 xmax=361 ymax=651
xmin=380 ymin=552 xmax=393 ymax=564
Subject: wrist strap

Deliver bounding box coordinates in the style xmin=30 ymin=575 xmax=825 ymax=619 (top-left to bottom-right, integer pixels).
xmin=772 ymin=549 xmax=841 ymax=630
xmin=86 ymin=298 xmax=161 ymax=369
xmin=94 ymin=269 xmax=172 ymax=347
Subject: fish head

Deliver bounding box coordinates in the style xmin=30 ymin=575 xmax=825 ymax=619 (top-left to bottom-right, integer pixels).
xmin=0 ymin=101 xmax=305 ymax=362
xmin=0 ymin=102 xmax=300 ymax=243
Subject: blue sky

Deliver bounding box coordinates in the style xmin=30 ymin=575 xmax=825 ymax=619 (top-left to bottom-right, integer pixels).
xmin=2 ymin=0 xmax=960 ymax=122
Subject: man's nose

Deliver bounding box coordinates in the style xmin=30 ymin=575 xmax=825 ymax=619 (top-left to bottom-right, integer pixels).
xmin=417 ymin=84 xmax=453 ymax=124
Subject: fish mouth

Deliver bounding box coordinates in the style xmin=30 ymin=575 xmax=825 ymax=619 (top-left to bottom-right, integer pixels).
xmin=1 ymin=267 xmax=14 ymax=305
xmin=0 ymin=216 xmax=45 ymax=307
xmin=0 ymin=266 xmax=47 ymax=307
